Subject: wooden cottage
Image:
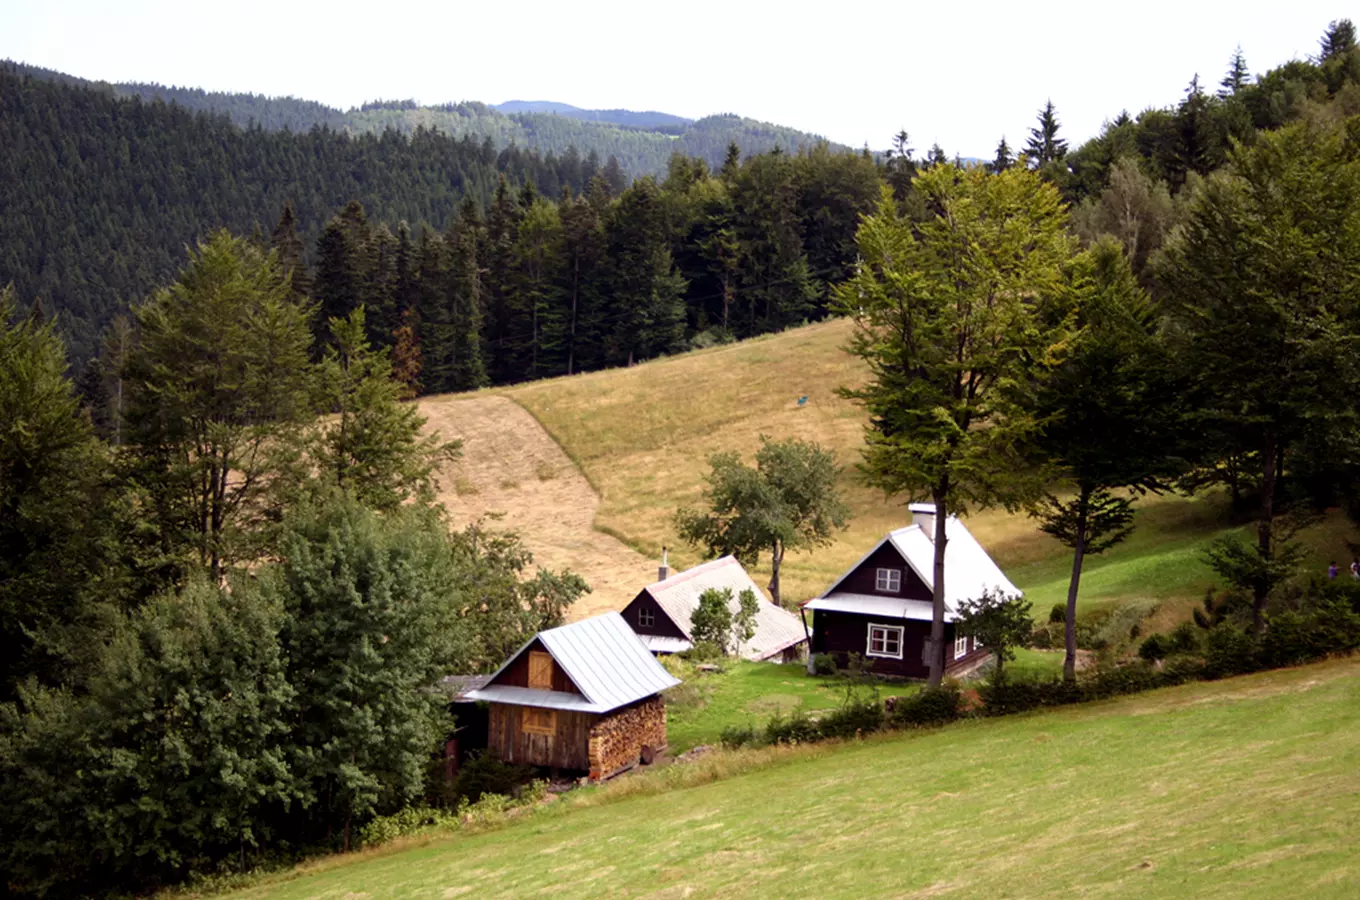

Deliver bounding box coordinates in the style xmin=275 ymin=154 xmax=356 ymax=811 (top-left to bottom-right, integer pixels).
xmin=463 ymin=612 xmax=681 ymax=780
xmin=801 ymin=503 xmax=1019 ymax=678
xmin=621 ymin=554 xmax=807 ymax=661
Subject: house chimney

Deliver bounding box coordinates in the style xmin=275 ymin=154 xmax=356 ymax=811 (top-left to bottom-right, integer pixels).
xmin=909 ymin=502 xmax=937 ymax=541
xmin=658 ymin=546 xmax=670 ymax=582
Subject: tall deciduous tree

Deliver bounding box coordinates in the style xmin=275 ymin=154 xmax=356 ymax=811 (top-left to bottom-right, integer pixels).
xmin=0 ymin=289 xmax=116 ymax=697
xmin=1029 ymin=238 xmax=1182 ymax=681
xmin=123 ymin=231 xmax=316 ymax=579
xmin=838 ymin=168 xmax=1073 ymax=686
xmin=676 ymin=436 xmax=849 ymax=606
xmin=1157 ymin=121 xmax=1360 ymax=630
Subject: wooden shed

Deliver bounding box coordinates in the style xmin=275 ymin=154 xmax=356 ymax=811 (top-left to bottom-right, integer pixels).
xmin=464 ymin=612 xmax=681 ymax=780
xmin=801 ymin=503 xmax=1018 ymax=678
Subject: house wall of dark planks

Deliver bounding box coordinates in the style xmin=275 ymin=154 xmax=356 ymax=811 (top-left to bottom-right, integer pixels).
xmin=810 ymin=610 xmax=989 ymax=679
xmin=620 ymin=591 xmax=690 ymax=642
xmin=835 ymin=544 xmax=932 ymax=600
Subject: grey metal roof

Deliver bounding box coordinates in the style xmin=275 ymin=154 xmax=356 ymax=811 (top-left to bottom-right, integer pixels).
xmin=644 ymin=556 xmax=808 ymax=661
xmin=465 ymin=611 xmax=680 ymax=714
xmin=439 ymin=674 xmax=492 ymax=700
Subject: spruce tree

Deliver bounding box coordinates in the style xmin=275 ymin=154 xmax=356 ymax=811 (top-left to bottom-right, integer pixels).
xmin=1319 ymin=18 xmax=1356 ymax=62
xmin=991 ymin=136 xmax=1014 ymax=173
xmin=446 ymin=199 xmax=490 ymax=391
xmin=269 ymin=201 xmax=311 ymax=301
xmin=1025 ymin=100 xmax=1069 ymax=166
xmin=1219 ymin=45 xmax=1250 ymax=97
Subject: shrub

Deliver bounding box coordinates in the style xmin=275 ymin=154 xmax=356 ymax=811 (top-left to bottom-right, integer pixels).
xmin=1167 ymin=621 xmax=1201 ymax=654
xmin=1203 ymin=624 xmax=1259 ymax=679
xmin=818 ymin=697 xmax=885 ymax=739
xmin=889 ymin=684 xmax=962 ymax=728
xmin=764 ymin=708 xmax=821 ymax=745
xmin=1049 ymin=603 xmax=1065 ymax=624
xmin=976 ymin=676 xmax=1083 ymax=716
xmin=1158 ymin=653 xmax=1206 ymax=685
xmin=719 ymin=723 xmax=758 ymax=749
xmin=685 ymin=640 xmax=724 ymax=662
xmin=1085 ymin=661 xmax=1160 ymax=699
xmin=1138 ymin=633 xmax=1168 ymax=661
xmin=452 ymin=751 xmax=533 ymax=803
xmin=811 ymin=653 xmax=838 ymax=676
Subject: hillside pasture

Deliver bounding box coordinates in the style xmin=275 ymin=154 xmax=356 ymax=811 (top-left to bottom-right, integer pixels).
xmin=218 ymin=656 xmax=1360 ymax=899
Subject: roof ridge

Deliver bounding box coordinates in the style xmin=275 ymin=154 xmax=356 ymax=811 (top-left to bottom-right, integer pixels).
xmin=648 ymin=555 xmax=738 ymax=592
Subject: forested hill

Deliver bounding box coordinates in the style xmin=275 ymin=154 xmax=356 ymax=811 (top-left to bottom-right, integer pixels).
xmin=0 ymin=67 xmax=587 ymax=361
xmin=3 ymin=61 xmax=850 ymax=178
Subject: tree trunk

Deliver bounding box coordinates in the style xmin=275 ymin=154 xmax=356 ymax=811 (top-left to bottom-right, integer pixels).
xmin=1254 ymin=431 xmax=1277 ymax=633
xmin=768 ymin=542 xmax=784 ymax=607
xmin=928 ymin=490 xmax=949 ymax=687
xmin=1064 ymin=489 xmax=1090 ymax=684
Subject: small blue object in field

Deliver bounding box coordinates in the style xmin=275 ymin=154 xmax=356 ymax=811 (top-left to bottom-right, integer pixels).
xmin=798 ymin=395 xmax=808 ymax=406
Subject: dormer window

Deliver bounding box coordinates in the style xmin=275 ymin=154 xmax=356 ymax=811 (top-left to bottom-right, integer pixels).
xmin=875 ymin=567 xmax=901 ymax=593
xmin=637 ymin=606 xmax=655 ymax=628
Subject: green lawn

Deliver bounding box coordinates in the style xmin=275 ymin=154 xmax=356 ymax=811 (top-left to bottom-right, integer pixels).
xmin=221 ymin=657 xmax=1360 ymax=899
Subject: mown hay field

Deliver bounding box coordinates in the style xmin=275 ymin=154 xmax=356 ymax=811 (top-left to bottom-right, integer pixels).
xmin=219 ymin=656 xmax=1360 ymax=899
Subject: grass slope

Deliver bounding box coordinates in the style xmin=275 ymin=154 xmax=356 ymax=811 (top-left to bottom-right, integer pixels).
xmin=222 ymin=657 xmax=1360 ymax=899
xmin=503 ymin=319 xmax=1354 ymax=623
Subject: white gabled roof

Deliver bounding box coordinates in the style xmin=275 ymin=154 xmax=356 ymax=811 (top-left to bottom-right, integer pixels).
xmin=803 ymin=594 xmax=939 ymax=621
xmin=644 ymin=556 xmax=808 ymax=661
xmin=465 ymin=612 xmax=681 ymax=714
xmin=817 ymin=516 xmax=1020 ymax=617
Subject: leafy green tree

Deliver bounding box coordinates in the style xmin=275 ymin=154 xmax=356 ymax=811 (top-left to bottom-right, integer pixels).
xmin=1157 ymin=121 xmax=1360 ymax=630
xmin=734 ymin=587 xmax=760 ymax=648
xmin=955 ymin=589 xmax=1032 ymax=680
xmin=1026 ymin=100 xmax=1069 ymax=167
xmin=0 ymin=576 xmax=296 ymax=896
xmin=1070 ymin=157 xmax=1175 ymax=279
xmin=267 ymin=496 xmax=472 ymax=851
xmin=691 ymin=587 xmax=735 ymax=653
xmin=447 ymin=518 xmax=590 ymax=670
xmin=314 ymin=307 xmax=459 ymax=511
xmin=0 ymin=289 xmax=116 ymax=697
xmin=1029 ymin=240 xmax=1183 ymax=681
xmin=837 ymin=168 xmax=1073 ymax=686
xmin=676 ymin=436 xmax=849 ymax=606
xmin=122 ymin=231 xmax=316 ymax=579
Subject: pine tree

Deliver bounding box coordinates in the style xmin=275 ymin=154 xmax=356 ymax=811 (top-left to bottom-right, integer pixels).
xmin=1219 ymin=45 xmax=1250 ymax=97
xmin=311 ymin=202 xmax=371 ymax=347
xmin=991 ymin=136 xmax=1014 ymax=173
xmin=720 ymin=141 xmax=741 ymax=181
xmin=1319 ymin=18 xmax=1357 ymax=62
xmin=603 ymin=154 xmax=628 ymax=196
xmin=605 ymin=178 xmax=687 ymax=365
xmin=729 ymin=152 xmax=817 ymax=337
xmin=483 ymin=178 xmax=522 ymax=383
xmin=269 ymin=201 xmax=311 ymax=301
xmin=884 ymin=130 xmax=918 ymax=202
xmin=446 ymin=199 xmax=490 ymax=391
xmin=1025 ymin=100 xmax=1069 ymax=166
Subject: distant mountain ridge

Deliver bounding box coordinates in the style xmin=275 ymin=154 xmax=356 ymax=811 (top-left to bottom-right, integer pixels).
xmin=3 ymin=60 xmax=856 ymax=178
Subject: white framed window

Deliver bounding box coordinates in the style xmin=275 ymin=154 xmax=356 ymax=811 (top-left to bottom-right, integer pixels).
xmin=637 ymin=606 xmax=655 ymax=628
xmin=866 ymin=623 xmax=904 ymax=659
xmin=954 ymin=634 xmax=970 ymax=659
xmin=875 ymin=567 xmax=902 ymax=593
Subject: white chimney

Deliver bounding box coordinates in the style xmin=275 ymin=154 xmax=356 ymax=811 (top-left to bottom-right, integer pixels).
xmin=909 ymin=502 xmax=937 ymax=540
xmin=658 ymin=546 xmax=670 ymax=582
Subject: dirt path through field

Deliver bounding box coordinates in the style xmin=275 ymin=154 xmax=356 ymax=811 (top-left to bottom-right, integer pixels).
xmin=418 ymin=393 xmax=652 ymax=620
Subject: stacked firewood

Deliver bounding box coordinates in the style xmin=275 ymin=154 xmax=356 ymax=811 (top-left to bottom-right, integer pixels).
xmin=587 ymin=697 xmax=667 ymax=780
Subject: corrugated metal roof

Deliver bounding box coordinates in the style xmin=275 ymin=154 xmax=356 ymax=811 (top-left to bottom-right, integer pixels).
xmin=644 ymin=556 xmax=808 ymax=661
xmin=639 ymin=635 xmax=695 ymax=654
xmin=817 ymin=517 xmax=1020 ymax=615
xmin=465 ymin=611 xmax=680 ymax=714
xmin=804 ymin=593 xmax=940 ymax=622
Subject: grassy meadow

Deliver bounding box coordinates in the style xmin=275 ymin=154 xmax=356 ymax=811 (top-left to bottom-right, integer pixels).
xmin=217 ymin=656 xmax=1360 ymax=899
xmin=501 ymin=318 xmax=1359 ymax=629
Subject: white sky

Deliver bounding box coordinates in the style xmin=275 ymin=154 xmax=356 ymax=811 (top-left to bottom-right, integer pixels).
xmin=0 ymin=1 xmax=1347 ymax=157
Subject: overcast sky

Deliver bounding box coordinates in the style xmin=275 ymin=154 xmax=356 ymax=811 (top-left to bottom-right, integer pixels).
xmin=1 ymin=1 xmax=1347 ymax=157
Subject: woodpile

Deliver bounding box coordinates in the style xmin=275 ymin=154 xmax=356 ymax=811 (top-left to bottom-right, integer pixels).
xmin=587 ymin=696 xmax=667 ymax=780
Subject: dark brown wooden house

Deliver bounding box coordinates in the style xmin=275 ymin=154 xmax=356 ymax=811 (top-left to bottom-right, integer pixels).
xmin=801 ymin=504 xmax=1019 ymax=678
xmin=622 ymin=554 xmax=806 ymax=661
xmin=464 ymin=612 xmax=681 ymax=780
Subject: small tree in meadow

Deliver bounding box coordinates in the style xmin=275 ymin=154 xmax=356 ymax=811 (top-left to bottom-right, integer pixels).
xmin=691 ymin=587 xmax=735 ymax=654
xmin=956 ymin=589 xmax=1033 ymax=681
xmin=734 ymin=588 xmax=760 ymax=649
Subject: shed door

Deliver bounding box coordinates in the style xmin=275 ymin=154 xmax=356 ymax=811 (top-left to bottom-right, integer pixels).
xmin=528 ymin=651 xmax=553 ymax=689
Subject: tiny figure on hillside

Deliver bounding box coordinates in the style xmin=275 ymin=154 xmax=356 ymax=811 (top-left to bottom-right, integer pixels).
xmin=1351 ymin=557 xmax=1359 ymax=579
xmin=1328 ymin=560 xmax=1339 ymax=580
